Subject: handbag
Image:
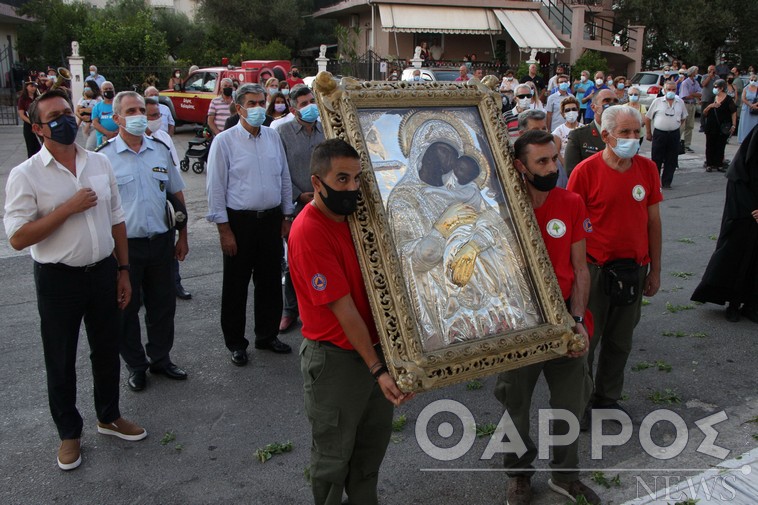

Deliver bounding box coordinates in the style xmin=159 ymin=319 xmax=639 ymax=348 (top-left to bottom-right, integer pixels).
xmin=602 ymin=259 xmax=643 ymax=306
xmin=750 ymin=95 xmax=758 ymax=115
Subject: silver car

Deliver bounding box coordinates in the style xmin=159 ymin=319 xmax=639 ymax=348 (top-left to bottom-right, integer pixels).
xmin=629 ymin=71 xmax=668 ymax=107
xmin=401 ymin=67 xmax=472 ymax=82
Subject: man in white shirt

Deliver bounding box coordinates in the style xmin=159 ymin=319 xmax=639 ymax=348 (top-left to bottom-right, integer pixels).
xmin=645 ymin=80 xmax=688 ymax=188
xmin=3 ymin=89 xmax=146 ymax=471
xmin=546 ymin=74 xmax=573 ymax=131
xmin=144 ymin=86 xmax=175 ymax=136
xmin=206 ymin=83 xmax=296 ymax=365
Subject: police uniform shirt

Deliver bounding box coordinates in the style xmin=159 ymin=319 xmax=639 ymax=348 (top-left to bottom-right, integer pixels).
xmin=100 ymin=134 xmax=185 ymax=239
xmin=4 ymin=144 xmax=125 ymax=266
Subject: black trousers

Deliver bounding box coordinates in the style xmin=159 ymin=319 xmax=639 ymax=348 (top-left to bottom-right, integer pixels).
xmin=651 ymin=128 xmax=680 ymax=186
xmin=23 ymin=122 xmax=41 ymax=159
xmin=705 ymin=132 xmax=729 ymax=167
xmin=120 ymin=231 xmax=176 ymax=371
xmin=221 ymin=208 xmax=283 ymax=351
xmin=34 ymin=256 xmax=121 ymax=440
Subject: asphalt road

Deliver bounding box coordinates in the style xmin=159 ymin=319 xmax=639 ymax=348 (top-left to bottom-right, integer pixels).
xmin=0 ymin=122 xmax=756 ymax=505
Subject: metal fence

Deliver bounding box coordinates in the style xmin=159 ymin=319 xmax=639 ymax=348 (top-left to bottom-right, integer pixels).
xmin=95 ymin=65 xmax=178 ymax=92
xmin=0 ymin=37 xmax=19 ymax=125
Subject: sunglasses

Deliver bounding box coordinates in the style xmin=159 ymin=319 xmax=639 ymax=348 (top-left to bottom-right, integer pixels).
xmin=628 ymin=93 xmax=639 ymax=96
xmin=563 ymin=107 xmax=579 ymax=112
xmin=515 ymin=94 xmax=532 ymax=99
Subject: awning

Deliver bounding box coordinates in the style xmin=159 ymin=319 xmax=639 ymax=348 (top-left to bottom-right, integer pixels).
xmin=493 ymin=9 xmax=565 ymax=53
xmin=378 ymin=4 xmax=501 ymax=35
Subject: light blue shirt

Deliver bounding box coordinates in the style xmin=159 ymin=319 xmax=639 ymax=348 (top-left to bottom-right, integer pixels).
xmin=206 ymin=122 xmax=294 ymax=224
xmin=100 ymin=134 xmax=185 ymax=238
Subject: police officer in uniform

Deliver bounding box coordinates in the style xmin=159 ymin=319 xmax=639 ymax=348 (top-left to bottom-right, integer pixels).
xmin=97 ymin=91 xmax=189 ymax=392
xmin=565 ymin=89 xmax=618 ymax=175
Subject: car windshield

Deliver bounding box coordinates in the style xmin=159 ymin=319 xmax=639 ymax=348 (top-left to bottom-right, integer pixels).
xmin=631 ymin=73 xmax=660 ymax=85
xmin=432 ymin=70 xmax=463 ymax=81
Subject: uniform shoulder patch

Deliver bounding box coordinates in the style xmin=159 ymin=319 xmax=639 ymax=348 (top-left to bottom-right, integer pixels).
xmin=94 ymin=137 xmax=115 ymax=152
xmin=311 ymin=273 xmax=327 ymax=291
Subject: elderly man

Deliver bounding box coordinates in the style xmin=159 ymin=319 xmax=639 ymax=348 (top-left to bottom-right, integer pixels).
xmin=455 ymin=65 xmax=469 ymax=82
xmin=646 ymin=80 xmax=688 ymax=188
xmin=144 ymin=87 xmax=175 ymax=136
xmin=273 ymin=84 xmax=325 ymax=332
xmin=546 ymin=74 xmax=573 ymax=131
xmin=700 ymin=65 xmax=717 ymax=131
xmin=4 ymin=89 xmax=146 ymax=470
xmin=567 ymin=105 xmax=662 ymax=429
xmin=207 ymin=77 xmax=235 ymax=136
xmin=547 ymin=64 xmax=567 ymax=93
xmin=206 ymin=83 xmax=295 ymax=365
xmin=91 ymin=81 xmax=118 ymax=147
xmin=88 ymin=65 xmax=106 ymax=87
xmin=504 ymin=84 xmax=536 ymax=137
xmin=407 ymin=69 xmax=422 ymax=82
xmin=565 ymin=89 xmax=618 ymax=175
xmin=518 ymin=109 xmax=548 ymax=133
xmin=495 ymin=130 xmax=599 ymax=505
xmin=97 ymin=91 xmax=189 ymax=392
xmin=522 ymin=63 xmax=546 ymax=98
xmin=678 ymin=66 xmax=702 ymax=153
xmin=581 ymin=71 xmax=609 ymax=123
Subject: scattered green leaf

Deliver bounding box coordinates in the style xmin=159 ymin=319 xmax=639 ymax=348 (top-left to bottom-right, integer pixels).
xmin=677 ymin=238 xmax=695 ymax=244
xmin=655 ymin=360 xmax=672 ymax=373
xmin=174 ymin=444 xmax=184 ymax=451
xmin=574 ymin=495 xmax=592 ymax=505
xmin=649 ymin=388 xmax=682 ymax=404
xmin=744 ymin=416 xmax=758 ymax=424
xmin=390 ymin=434 xmax=404 ymax=444
xmin=632 ymin=361 xmax=653 ymax=371
xmin=641 ymin=298 xmax=651 ymax=306
xmin=621 ymin=393 xmax=630 ymax=401
xmin=662 ymin=330 xmax=687 ymax=337
xmin=392 ymin=415 xmax=407 ymax=432
xmin=160 ymin=431 xmax=176 ymax=446
xmin=690 ymin=332 xmax=708 ymax=338
xmin=709 ymin=234 xmax=718 ymax=240
xmin=692 ymin=301 xmax=704 ymax=305
xmin=670 ymin=271 xmax=694 ymax=279
xmin=666 ymin=302 xmax=695 ymax=313
xmin=752 ymin=434 xmax=758 ymax=441
xmin=476 ymin=422 xmax=497 ymax=438
xmin=304 ymin=465 xmax=311 ymax=482
xmin=590 ymin=471 xmax=621 ymax=488
xmin=466 ymin=380 xmax=483 ymax=391
xmin=254 ymin=441 xmax=293 ymax=463
xmin=672 ymin=499 xmax=700 ymax=505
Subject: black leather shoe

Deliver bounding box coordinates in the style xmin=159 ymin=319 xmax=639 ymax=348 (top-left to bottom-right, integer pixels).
xmin=150 ymin=362 xmax=187 ymax=380
xmin=176 ymin=284 xmax=192 ymax=300
xmin=254 ymin=337 xmax=292 ymax=354
xmin=127 ymin=370 xmax=146 ymax=392
xmin=231 ymin=350 xmax=248 ymax=366
xmin=725 ymin=303 xmax=741 ymax=322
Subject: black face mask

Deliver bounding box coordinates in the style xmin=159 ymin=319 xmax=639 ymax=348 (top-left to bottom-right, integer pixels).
xmin=41 ymin=114 xmax=78 ymax=145
xmin=526 ymin=170 xmax=559 ymax=192
xmin=317 ymin=177 xmax=360 ymax=216
xmin=292 ymin=72 xmax=300 ymax=78
xmin=102 ymin=90 xmax=115 ymax=99
xmin=222 ymin=87 xmax=233 ymax=97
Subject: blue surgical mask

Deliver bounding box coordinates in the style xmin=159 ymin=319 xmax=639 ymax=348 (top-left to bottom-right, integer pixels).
xmin=413 ymin=76 xmax=421 ymax=81
xmin=84 ymin=87 xmax=91 ymax=93
xmin=610 ymin=135 xmax=640 ymax=159
xmin=281 ymin=89 xmax=289 ymax=96
xmin=617 ymin=82 xmax=625 ymax=90
xmin=712 ymin=87 xmax=719 ymax=95
xmin=665 ymin=91 xmax=676 ymax=100
xmin=124 ymin=115 xmax=148 ymax=136
xmin=559 ymin=82 xmax=569 ymax=91
xmin=299 ymin=103 xmax=319 ymax=123
xmin=629 ymin=94 xmax=639 ymax=102
xmin=244 ymin=106 xmax=266 ymax=127
xmin=90 ymin=71 xmax=96 ymax=77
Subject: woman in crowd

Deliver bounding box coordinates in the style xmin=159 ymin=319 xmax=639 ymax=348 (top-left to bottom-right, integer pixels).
xmin=76 ymin=80 xmax=102 ymax=151
xmin=264 ymin=77 xmax=280 ymax=104
xmin=17 ymin=81 xmax=40 ymax=158
xmin=692 ymin=126 xmax=758 ymax=323
xmin=625 ymin=85 xmax=647 ymax=144
xmin=613 ymin=76 xmax=628 ymax=104
xmin=266 ymin=92 xmax=290 ymax=121
xmin=551 ymin=96 xmax=581 ymax=161
xmin=168 ymin=69 xmax=183 ymax=90
xmin=278 ymin=80 xmax=290 ymax=98
xmin=524 ymin=81 xmax=544 ymax=111
xmin=738 ymin=73 xmax=758 ymax=144
xmin=703 ymin=79 xmax=738 ymax=172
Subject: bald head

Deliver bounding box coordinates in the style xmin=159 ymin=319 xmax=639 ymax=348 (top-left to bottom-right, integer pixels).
xmin=144 ymin=86 xmax=159 ymax=97
xmin=592 ymin=89 xmax=618 ymax=124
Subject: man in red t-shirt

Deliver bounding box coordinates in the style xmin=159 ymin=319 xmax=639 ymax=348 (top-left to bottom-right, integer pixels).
xmin=286 ymin=67 xmax=305 ymax=89
xmin=567 ymin=105 xmax=662 ymax=429
xmin=288 ymin=139 xmax=412 ymax=505
xmin=494 ymin=130 xmax=600 ymax=505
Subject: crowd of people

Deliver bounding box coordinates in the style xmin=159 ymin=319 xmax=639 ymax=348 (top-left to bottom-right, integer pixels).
xmin=4 ymin=59 xmax=758 ymax=505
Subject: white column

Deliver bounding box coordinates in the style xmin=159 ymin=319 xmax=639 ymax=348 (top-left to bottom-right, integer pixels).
xmin=67 ymin=41 xmax=84 ymax=102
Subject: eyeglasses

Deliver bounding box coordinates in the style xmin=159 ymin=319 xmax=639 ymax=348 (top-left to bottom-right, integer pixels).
xmin=515 ymin=94 xmax=531 ymax=99
xmin=563 ymin=107 xmax=579 ymax=112
xmin=628 ymin=94 xmax=639 ymax=96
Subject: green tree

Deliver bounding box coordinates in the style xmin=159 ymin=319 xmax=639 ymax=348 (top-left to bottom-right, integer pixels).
xmin=17 ymin=0 xmax=92 ymax=68
xmin=571 ymin=50 xmax=609 ymax=81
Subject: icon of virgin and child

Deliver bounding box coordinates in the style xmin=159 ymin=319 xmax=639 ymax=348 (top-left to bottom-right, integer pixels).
xmin=384 ymin=110 xmax=542 ymax=351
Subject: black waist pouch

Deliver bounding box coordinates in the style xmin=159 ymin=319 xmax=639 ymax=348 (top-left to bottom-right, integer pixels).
xmin=602 ymin=259 xmax=643 ymax=306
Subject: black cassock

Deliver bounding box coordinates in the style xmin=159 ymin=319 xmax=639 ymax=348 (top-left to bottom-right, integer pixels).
xmin=692 ymin=126 xmax=758 ymax=306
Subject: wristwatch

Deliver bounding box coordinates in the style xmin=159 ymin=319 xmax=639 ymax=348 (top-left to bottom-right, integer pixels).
xmin=118 ymin=264 xmax=130 ymax=272
xmin=572 ymin=315 xmax=584 ymax=325
xmin=283 ymin=215 xmax=294 ymax=222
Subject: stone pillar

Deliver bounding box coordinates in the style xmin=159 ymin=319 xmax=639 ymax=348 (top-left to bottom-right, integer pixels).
xmin=67 ymin=41 xmax=84 ymax=102
xmin=316 ymin=44 xmax=329 ymax=74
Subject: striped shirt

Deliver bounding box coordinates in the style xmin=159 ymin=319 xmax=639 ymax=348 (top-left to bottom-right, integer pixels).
xmin=207 ymin=96 xmax=233 ymax=132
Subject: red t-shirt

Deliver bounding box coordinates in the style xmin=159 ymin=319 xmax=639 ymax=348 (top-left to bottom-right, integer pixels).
xmin=288 ymin=203 xmax=378 ymax=349
xmin=533 ymin=188 xmax=590 ymax=299
xmin=287 ymin=77 xmax=305 ymax=89
xmin=567 ymin=152 xmax=663 ymax=266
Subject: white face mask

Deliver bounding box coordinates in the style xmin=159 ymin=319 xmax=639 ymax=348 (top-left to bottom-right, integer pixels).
xmin=580 ymin=75 xmax=587 ymax=82
xmin=518 ymin=98 xmax=531 ymax=109
xmin=595 ymin=78 xmax=604 ymax=86
xmin=147 ymin=118 xmax=163 ymax=133
xmin=564 ymin=111 xmax=579 ymax=123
